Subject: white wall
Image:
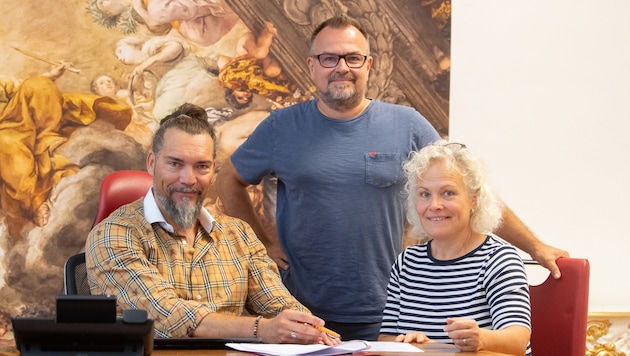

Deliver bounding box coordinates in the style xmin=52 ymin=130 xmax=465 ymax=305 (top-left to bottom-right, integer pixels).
xmin=449 ymin=0 xmax=630 ymax=312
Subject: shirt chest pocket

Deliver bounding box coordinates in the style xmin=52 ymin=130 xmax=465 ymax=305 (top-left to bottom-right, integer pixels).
xmin=365 ymin=152 xmax=403 ymax=188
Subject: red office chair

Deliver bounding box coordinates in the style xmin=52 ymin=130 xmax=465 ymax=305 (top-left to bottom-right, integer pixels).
xmin=93 ymin=170 xmax=153 ymax=226
xmin=527 ymin=258 xmax=590 ymax=356
xmin=65 ymin=170 xmax=153 ymax=295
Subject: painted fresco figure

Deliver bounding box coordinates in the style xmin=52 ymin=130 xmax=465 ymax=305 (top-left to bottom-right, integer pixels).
xmin=88 ymin=0 xmax=173 ymax=35
xmin=115 ymin=32 xmax=274 ymax=122
xmin=91 ymin=74 xmax=156 ymax=150
xmin=0 ymin=63 xmax=132 ymax=234
xmin=216 ymin=22 xmax=301 ymax=109
xmin=133 ymin=0 xmax=240 ymax=47
xmin=89 ymin=0 xmax=240 ymax=48
xmin=115 ymin=34 xmax=188 ymax=120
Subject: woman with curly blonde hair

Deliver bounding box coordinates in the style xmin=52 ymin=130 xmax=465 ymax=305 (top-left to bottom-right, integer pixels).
xmin=379 ymin=140 xmax=532 ymax=356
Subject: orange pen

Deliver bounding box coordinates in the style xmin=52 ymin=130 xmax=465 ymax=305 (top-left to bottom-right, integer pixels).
xmin=312 ymin=324 xmax=341 ymax=339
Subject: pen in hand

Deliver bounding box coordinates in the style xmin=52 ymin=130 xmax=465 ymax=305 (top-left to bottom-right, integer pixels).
xmin=310 ymin=324 xmax=341 ymax=339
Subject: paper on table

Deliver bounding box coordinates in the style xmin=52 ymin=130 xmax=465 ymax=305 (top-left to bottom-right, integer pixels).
xmin=364 ymin=341 xmax=423 ymax=352
xmin=226 ymin=340 xmax=370 ymax=356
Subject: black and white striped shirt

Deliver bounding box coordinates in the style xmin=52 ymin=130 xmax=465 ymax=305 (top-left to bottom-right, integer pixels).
xmin=380 ymin=235 xmax=531 ymax=355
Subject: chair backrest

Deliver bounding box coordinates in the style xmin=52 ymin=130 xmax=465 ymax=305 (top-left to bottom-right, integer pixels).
xmin=528 ymin=258 xmax=590 ymax=356
xmin=93 ymin=170 xmax=153 ymax=226
xmin=65 ymin=170 xmax=153 ymax=295
xmin=64 ymin=252 xmax=90 ymax=295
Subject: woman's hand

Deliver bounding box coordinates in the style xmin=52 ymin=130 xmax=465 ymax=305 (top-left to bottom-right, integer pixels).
xmin=394 ymin=331 xmax=431 ymax=344
xmin=444 ymin=317 xmax=481 ymax=352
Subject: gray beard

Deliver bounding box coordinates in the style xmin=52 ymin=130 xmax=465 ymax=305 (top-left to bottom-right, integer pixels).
xmin=319 ymin=82 xmax=364 ymax=112
xmin=156 ymin=192 xmax=202 ymax=230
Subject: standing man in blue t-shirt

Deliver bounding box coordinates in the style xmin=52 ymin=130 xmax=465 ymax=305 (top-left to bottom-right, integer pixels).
xmin=216 ymin=14 xmax=569 ymax=341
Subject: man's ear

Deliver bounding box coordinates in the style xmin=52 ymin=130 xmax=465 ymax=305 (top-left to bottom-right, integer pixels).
xmin=365 ymin=55 xmax=373 ymax=72
xmin=146 ymin=151 xmax=155 ymax=176
xmin=306 ymin=56 xmax=315 ymax=76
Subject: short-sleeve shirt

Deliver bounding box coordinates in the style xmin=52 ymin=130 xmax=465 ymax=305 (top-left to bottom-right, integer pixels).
xmin=230 ymin=99 xmax=440 ymax=322
xmin=380 ymin=235 xmax=531 ymax=355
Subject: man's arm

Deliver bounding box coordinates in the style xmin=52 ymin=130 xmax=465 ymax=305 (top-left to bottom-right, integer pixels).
xmin=193 ymin=309 xmax=337 ymax=344
xmin=215 ymin=159 xmax=288 ymax=269
xmin=496 ymin=206 xmax=569 ymax=278
xmin=192 ymin=226 xmax=335 ymax=344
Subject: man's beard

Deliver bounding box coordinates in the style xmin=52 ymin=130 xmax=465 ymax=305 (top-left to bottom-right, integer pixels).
xmin=156 ymin=187 xmax=202 ymax=229
xmin=319 ymin=74 xmax=364 ymax=111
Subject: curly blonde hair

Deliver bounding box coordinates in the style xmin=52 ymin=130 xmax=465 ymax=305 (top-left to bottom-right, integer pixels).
xmin=403 ymin=140 xmax=503 ymax=240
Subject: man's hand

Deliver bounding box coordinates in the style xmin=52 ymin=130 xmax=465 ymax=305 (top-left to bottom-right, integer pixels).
xmin=530 ymin=243 xmax=570 ymax=279
xmin=265 ymin=243 xmax=289 ymax=270
xmin=258 ymin=310 xmax=341 ymax=345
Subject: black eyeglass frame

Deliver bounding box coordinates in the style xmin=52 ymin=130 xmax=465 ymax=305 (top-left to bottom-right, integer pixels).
xmin=313 ymin=54 xmax=369 ymax=68
xmin=444 ymin=142 xmax=467 ymax=150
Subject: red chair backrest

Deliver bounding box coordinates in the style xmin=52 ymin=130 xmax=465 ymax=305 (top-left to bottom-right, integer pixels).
xmin=529 ymin=258 xmax=590 ymax=356
xmin=93 ymin=170 xmax=153 ymax=226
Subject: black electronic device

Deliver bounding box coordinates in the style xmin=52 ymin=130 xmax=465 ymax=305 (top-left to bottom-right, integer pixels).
xmin=55 ymin=294 xmax=117 ymax=323
xmin=12 ymin=295 xmax=154 ymax=356
xmin=153 ymin=337 xmax=262 ymax=350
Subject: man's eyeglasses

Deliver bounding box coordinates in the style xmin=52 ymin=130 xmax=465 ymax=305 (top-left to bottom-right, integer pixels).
xmin=313 ymin=54 xmax=368 ymax=68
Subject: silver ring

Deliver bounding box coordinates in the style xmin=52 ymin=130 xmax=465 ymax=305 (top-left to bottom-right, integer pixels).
xmin=463 ymin=338 xmax=468 ymax=345
xmin=290 ymin=331 xmax=297 ymax=339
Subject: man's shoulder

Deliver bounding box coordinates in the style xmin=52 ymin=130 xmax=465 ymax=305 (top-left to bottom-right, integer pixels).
xmin=366 ymin=101 xmax=435 ymax=136
xmin=212 ymin=213 xmax=252 ymax=231
xmin=212 ymin=213 xmax=240 ymax=224
xmin=269 ymin=99 xmax=315 ymax=118
xmin=88 ymin=200 xmax=148 ymax=247
xmin=369 ymin=99 xmax=421 ymax=115
xmin=210 ymin=214 xmax=262 ymax=243
xmin=95 ymin=199 xmax=146 ymax=227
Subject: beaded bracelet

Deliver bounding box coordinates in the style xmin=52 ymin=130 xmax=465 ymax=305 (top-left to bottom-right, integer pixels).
xmin=253 ymin=315 xmax=263 ymax=338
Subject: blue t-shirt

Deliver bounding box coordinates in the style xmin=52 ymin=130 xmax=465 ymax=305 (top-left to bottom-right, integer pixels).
xmin=231 ymin=99 xmax=439 ymax=322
